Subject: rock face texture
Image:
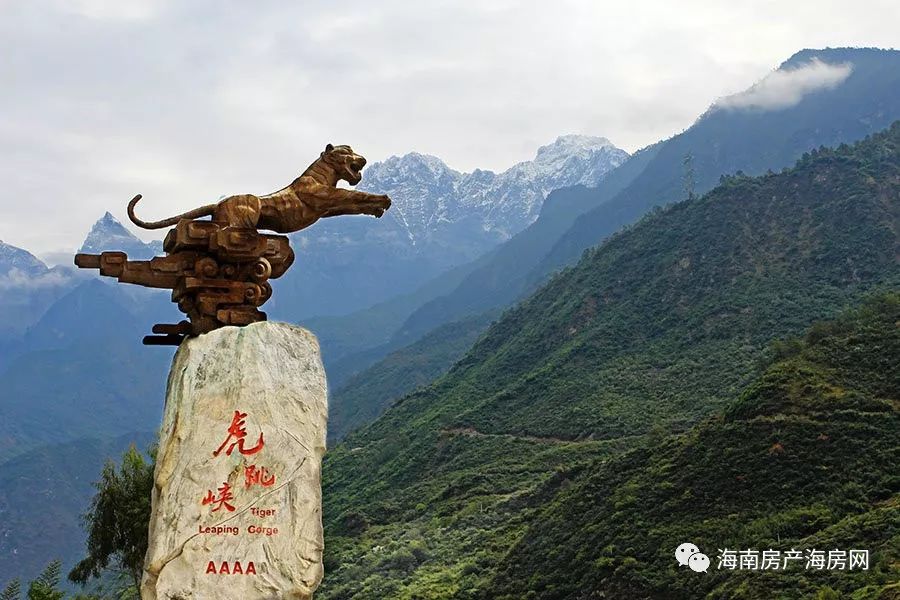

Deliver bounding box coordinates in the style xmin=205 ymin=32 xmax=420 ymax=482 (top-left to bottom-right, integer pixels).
xmin=141 ymin=322 xmax=327 ymax=600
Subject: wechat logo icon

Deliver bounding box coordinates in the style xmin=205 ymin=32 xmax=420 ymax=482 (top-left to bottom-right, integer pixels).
xmin=676 ymin=542 xmax=710 ymax=573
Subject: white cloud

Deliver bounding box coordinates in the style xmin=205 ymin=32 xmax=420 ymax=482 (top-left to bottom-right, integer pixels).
xmin=715 ymin=58 xmax=853 ymax=111
xmin=0 ymin=268 xmax=72 ymax=290
xmin=39 ymin=251 xmax=80 ymax=268
xmin=65 ymin=0 xmax=165 ymax=21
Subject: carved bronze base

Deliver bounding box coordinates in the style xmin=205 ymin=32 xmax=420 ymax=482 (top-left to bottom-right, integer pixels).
xmin=75 ymin=219 xmax=294 ymax=345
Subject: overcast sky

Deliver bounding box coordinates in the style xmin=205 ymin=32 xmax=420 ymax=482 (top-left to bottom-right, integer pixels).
xmin=1 ymin=0 xmax=898 ymax=257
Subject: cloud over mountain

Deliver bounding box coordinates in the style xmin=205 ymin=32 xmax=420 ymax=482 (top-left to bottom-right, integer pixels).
xmin=716 ymin=58 xmax=853 ymax=111
xmin=0 ymin=268 xmax=71 ymax=291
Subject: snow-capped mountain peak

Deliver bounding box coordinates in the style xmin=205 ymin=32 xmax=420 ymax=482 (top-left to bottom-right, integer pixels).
xmin=534 ymin=134 xmax=615 ymax=164
xmin=398 ymin=152 xmax=457 ymax=175
xmin=0 ymin=240 xmax=49 ymax=277
xmin=79 ymin=212 xmax=162 ymax=259
xmin=358 ymin=135 xmax=629 ymax=247
xmin=362 ymin=152 xmax=461 ymax=188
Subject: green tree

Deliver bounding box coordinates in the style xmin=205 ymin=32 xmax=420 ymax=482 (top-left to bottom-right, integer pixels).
xmin=681 ymin=151 xmax=696 ymax=200
xmin=69 ymin=445 xmax=154 ymax=592
xmin=0 ymin=579 xmax=21 ymax=600
xmin=26 ymin=561 xmax=64 ymax=600
xmin=815 ymin=587 xmax=840 ymax=600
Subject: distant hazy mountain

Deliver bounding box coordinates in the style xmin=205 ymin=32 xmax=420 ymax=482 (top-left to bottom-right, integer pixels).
xmin=0 ymin=241 xmax=49 ymax=277
xmin=78 ymin=211 xmax=162 ymax=259
xmin=0 ymin=279 xmax=170 ymax=462
xmin=0 ymin=212 xmax=163 ymax=344
xmin=327 ymin=310 xmax=498 ymax=443
xmin=0 ymin=241 xmax=76 ymax=343
xmin=267 ymin=135 xmax=628 ymax=319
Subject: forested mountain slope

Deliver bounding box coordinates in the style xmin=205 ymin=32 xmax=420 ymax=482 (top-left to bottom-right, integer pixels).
xmin=319 ymin=122 xmax=900 ymax=598
xmin=490 ymin=293 xmax=899 ymax=599
xmin=328 ymin=311 xmax=498 ymax=444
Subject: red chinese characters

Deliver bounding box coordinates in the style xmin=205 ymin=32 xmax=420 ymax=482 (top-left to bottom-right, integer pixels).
xmin=213 ymin=410 xmax=265 ymax=457
xmin=201 ymin=410 xmax=277 ymax=514
xmin=201 ymin=482 xmax=236 ymax=513
xmin=244 ymin=465 xmax=276 ymax=489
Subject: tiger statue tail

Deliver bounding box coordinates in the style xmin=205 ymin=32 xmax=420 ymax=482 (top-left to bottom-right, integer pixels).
xmin=127 ymin=194 xmax=218 ymax=230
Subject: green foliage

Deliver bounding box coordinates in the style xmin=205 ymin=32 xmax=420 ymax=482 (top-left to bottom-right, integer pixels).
xmin=0 ymin=562 xmax=111 ymax=600
xmin=682 ymin=151 xmax=696 ymax=200
xmin=0 ymin=432 xmax=155 ymax=595
xmin=69 ymin=446 xmax=154 ymax=592
xmin=329 ymin=311 xmax=497 ymax=443
xmin=26 ymin=561 xmax=64 ymax=600
xmin=1 ymin=580 xmax=21 ymax=600
xmin=320 ymin=123 xmax=900 ymax=597
xmin=489 ymin=293 xmax=900 ymax=599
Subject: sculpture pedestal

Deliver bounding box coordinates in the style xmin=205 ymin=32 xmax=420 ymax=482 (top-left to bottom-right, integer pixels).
xmin=141 ymin=322 xmax=327 ymax=600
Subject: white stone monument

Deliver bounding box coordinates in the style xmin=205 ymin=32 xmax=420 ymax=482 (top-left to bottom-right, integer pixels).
xmin=141 ymin=322 xmax=327 ymax=600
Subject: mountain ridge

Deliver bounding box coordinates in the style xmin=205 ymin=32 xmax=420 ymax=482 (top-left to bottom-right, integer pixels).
xmin=358 ymin=135 xmax=627 ymax=245
xmin=78 ymin=212 xmax=162 ymax=260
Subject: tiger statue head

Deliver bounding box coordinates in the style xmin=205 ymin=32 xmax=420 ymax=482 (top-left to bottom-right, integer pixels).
xmin=319 ymin=143 xmax=367 ymax=186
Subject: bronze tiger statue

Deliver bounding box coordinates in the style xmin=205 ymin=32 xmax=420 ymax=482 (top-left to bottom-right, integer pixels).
xmin=128 ymin=143 xmax=392 ymax=233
